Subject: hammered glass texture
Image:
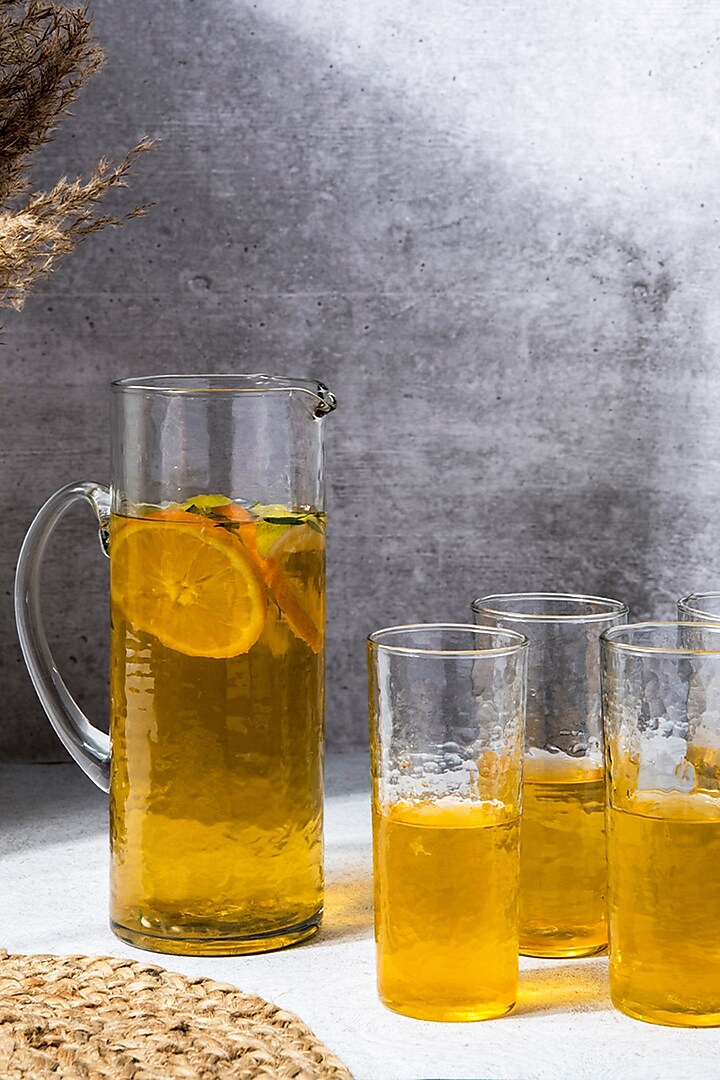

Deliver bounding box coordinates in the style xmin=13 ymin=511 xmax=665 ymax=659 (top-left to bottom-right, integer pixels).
xmin=368 ymin=625 xmax=528 ymax=810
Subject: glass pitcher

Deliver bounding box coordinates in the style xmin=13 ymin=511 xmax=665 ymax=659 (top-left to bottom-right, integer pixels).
xmin=15 ymin=373 xmax=336 ymax=956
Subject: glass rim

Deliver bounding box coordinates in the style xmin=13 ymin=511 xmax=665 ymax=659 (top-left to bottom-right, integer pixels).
xmin=601 ymin=620 xmax=720 ymax=656
xmin=111 ymin=373 xmax=336 ymax=410
xmin=367 ymin=622 xmax=529 ymax=658
xmin=677 ymin=591 xmax=720 ymax=619
xmin=471 ymin=591 xmax=629 ymax=624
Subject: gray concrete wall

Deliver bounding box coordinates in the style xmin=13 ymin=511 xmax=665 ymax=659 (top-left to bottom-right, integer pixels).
xmin=3 ymin=0 xmax=720 ymax=760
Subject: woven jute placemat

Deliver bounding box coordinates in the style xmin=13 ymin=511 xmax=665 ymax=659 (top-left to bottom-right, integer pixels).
xmin=0 ymin=951 xmax=354 ymax=1079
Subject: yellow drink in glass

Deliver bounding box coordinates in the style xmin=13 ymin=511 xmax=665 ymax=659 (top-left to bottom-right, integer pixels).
xmin=608 ymin=790 xmax=720 ymax=1026
xmin=373 ymin=799 xmax=520 ymax=1021
xmin=109 ymin=497 xmax=325 ymax=954
xmin=520 ymin=755 xmax=606 ymax=957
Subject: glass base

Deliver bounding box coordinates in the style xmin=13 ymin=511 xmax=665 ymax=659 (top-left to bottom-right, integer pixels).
xmin=380 ymin=994 xmax=516 ymax=1022
xmin=521 ymin=941 xmax=607 ymax=959
xmin=520 ymin=928 xmax=607 ymax=959
xmin=111 ymin=911 xmax=322 ymax=957
xmin=612 ymin=993 xmax=720 ymax=1028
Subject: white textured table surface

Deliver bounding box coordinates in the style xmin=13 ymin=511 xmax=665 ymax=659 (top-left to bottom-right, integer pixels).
xmin=2 ymin=753 xmax=720 ymax=1080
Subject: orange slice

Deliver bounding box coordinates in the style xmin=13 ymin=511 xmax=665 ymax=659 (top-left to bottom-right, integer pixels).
xmin=110 ymin=517 xmax=266 ymax=658
xmin=211 ymin=501 xmax=325 ymax=653
xmin=264 ymin=522 xmax=325 ymax=653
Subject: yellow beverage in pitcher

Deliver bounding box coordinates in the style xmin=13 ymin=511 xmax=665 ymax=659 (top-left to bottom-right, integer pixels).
xmin=373 ymin=799 xmax=519 ymax=1021
xmin=108 ymin=495 xmax=325 ymax=954
xmin=520 ymin=755 xmax=606 ymax=957
xmin=608 ymin=790 xmax=720 ymax=1026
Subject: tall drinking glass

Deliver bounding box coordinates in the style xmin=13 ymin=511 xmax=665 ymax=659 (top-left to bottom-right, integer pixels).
xmin=471 ymin=592 xmax=628 ymax=957
xmin=15 ymin=373 xmax=336 ymax=955
xmin=601 ymin=622 xmax=720 ymax=1026
xmin=368 ymin=623 xmax=528 ymax=1021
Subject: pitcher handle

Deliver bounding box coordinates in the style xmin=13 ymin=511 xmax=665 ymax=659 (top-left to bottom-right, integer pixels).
xmin=14 ymin=482 xmax=112 ymax=792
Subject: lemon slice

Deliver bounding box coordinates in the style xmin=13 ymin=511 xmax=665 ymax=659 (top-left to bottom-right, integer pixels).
xmin=111 ymin=517 xmax=266 ymax=658
xmin=179 ymin=494 xmax=234 ymax=514
xmin=255 ymin=519 xmax=292 ymax=558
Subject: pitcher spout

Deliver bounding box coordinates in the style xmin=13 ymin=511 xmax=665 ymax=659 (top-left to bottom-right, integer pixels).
xmin=313 ymin=381 xmax=337 ymax=417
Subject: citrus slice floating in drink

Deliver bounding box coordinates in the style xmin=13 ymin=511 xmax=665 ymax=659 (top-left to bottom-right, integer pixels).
xmin=209 ymin=499 xmax=325 ymax=653
xmin=265 ymin=522 xmax=324 ymax=653
xmin=110 ymin=517 xmax=267 ymax=658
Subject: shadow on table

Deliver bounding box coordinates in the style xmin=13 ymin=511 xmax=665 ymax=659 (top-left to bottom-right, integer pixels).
xmin=0 ymin=763 xmax=106 ymax=853
xmin=316 ymin=870 xmax=374 ymax=946
xmin=514 ymin=959 xmax=611 ymax=1016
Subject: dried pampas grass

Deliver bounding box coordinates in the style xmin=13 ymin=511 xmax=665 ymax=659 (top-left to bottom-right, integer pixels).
xmin=0 ymin=1 xmax=153 ymax=312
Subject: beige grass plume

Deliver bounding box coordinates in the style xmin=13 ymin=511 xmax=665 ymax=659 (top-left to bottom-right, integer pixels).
xmin=0 ymin=1 xmax=153 ymax=312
